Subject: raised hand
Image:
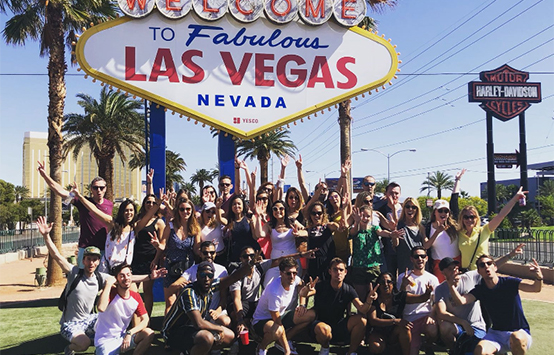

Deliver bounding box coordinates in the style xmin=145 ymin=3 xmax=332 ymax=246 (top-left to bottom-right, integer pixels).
xmin=253 ymin=200 xmax=265 ymax=216
xmin=351 ymin=206 xmax=361 ymax=223
xmin=146 ymin=168 xmax=154 ymax=184
xmin=529 ymin=258 xmax=543 ymax=280
xmin=150 ymin=266 xmax=168 ymax=280
xmin=455 ymin=168 xmax=466 ymax=181
xmin=341 ymin=157 xmax=351 ymax=175
xmin=281 ymin=155 xmax=290 ymax=168
xmin=37 ymin=160 xmax=47 ymax=177
xmin=401 ymin=268 xmax=415 ymax=289
xmin=250 ymin=167 xmax=257 ymax=184
xmin=149 ymin=231 xmax=160 ymax=249
xmin=36 ymin=216 xmax=53 ymax=236
xmin=424 ymin=282 xmax=434 ymax=296
xmin=515 ymin=186 xmax=528 ymax=199
xmin=510 ymin=243 xmax=525 ymax=258
xmin=238 ymin=159 xmax=248 ymax=171
xmin=70 ymin=182 xmax=81 ymax=197
xmin=367 ymin=283 xmax=379 ymax=301
xmin=295 ymin=154 xmax=303 ymax=169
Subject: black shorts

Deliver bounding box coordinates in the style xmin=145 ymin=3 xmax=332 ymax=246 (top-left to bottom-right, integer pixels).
xmin=349 ymin=266 xmax=380 ymax=285
xmin=131 ymin=260 xmax=152 ymax=276
xmin=228 ymin=300 xmax=258 ymax=320
xmin=310 ymin=317 xmax=351 ymax=344
xmin=166 ymin=325 xmax=199 ymax=351
xmin=253 ymin=310 xmax=296 ymax=339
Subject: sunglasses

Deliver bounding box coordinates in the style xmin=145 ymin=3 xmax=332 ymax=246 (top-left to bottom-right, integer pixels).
xmin=179 ymin=207 xmax=192 ymax=212
xmin=92 ymin=186 xmax=106 ymax=191
xmin=311 ymin=211 xmax=323 ymax=216
xmin=379 ymin=279 xmax=394 ymax=285
xmin=282 ymin=271 xmax=297 ymax=277
xmin=272 ymin=206 xmax=285 ymax=212
xmin=363 ymin=181 xmax=376 ymax=186
xmin=256 ymin=197 xmax=268 ymax=202
xmin=145 ymin=201 xmax=157 ymax=205
xmin=198 ymin=272 xmax=214 ymax=279
xmin=404 ymin=205 xmax=417 ymax=210
xmin=477 ymin=260 xmax=494 ymax=268
xmin=240 ymin=253 xmax=255 ymax=259
xmin=288 ymin=195 xmax=299 ymax=200
xmin=412 ymin=254 xmax=427 ymax=259
xmin=219 ymin=183 xmax=231 ymax=187
xmin=463 ymin=215 xmax=477 ymax=220
xmin=437 ymin=208 xmax=450 ymax=214
xmin=202 ymin=250 xmax=216 ymax=256
xmin=204 ymin=209 xmax=216 ymax=214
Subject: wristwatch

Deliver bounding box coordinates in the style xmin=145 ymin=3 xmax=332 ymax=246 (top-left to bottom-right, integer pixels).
xmin=125 ymin=330 xmax=132 ymax=337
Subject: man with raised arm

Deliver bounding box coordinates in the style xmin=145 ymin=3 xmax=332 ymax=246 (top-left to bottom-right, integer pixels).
xmin=435 ymin=244 xmax=525 ymax=353
xmin=447 ymin=254 xmax=543 ymax=355
xmin=95 ymin=263 xmax=155 ymax=355
xmin=37 ymin=161 xmax=113 ymax=268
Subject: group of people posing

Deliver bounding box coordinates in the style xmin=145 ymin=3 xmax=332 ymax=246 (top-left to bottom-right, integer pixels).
xmin=36 ymin=156 xmax=543 ymax=355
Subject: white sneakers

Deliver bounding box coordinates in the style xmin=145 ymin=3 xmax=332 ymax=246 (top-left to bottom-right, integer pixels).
xmin=274 ymin=340 xmax=298 ymax=355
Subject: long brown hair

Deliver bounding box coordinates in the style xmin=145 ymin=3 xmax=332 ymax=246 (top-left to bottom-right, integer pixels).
xmin=430 ymin=205 xmax=458 ymax=241
xmin=173 ymin=198 xmax=200 ymax=237
xmin=306 ymin=201 xmax=329 ymax=228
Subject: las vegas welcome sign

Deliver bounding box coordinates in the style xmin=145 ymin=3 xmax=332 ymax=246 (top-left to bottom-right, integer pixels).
xmin=76 ymin=0 xmax=399 ymax=139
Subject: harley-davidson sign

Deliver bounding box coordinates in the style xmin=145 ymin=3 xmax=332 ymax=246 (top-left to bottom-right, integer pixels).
xmin=468 ymin=64 xmax=541 ymax=121
xmin=76 ymin=10 xmax=398 ymax=139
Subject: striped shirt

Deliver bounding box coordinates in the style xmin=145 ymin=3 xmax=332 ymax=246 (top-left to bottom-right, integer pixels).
xmin=161 ymin=279 xmax=220 ymax=339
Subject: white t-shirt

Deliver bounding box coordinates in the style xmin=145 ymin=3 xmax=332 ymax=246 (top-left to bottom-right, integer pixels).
xmin=182 ymin=263 xmax=228 ymax=310
xmin=252 ymin=275 xmax=301 ymax=325
xmin=101 ymin=230 xmax=135 ymax=273
xmin=200 ymin=225 xmax=225 ymax=253
xmin=397 ymin=270 xmax=439 ymax=322
xmin=429 ymin=225 xmax=460 ymax=260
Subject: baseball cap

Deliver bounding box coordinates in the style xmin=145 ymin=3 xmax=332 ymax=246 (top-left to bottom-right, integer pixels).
xmin=196 ymin=261 xmax=215 ymax=273
xmin=202 ymin=202 xmax=216 ymax=211
xmin=433 ymin=199 xmax=449 ymax=211
xmin=439 ymin=257 xmax=460 ymax=271
xmin=83 ymin=246 xmax=101 ymax=257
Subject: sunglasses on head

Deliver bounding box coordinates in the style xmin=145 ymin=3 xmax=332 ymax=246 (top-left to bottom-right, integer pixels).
xmin=404 ymin=205 xmax=417 ymax=210
xmin=311 ymin=211 xmax=323 ymax=216
xmin=477 ymin=260 xmax=494 ymax=268
xmin=198 ymin=272 xmax=214 ymax=279
xmin=282 ymin=271 xmax=297 ymax=277
xmin=179 ymin=207 xmax=192 ymax=212
xmin=463 ymin=215 xmax=477 ymax=220
xmin=241 ymin=253 xmax=255 ymax=259
xmin=412 ymin=254 xmax=426 ymax=259
xmin=363 ymin=181 xmax=376 ymax=186
xmin=437 ymin=208 xmax=449 ymax=214
xmin=92 ymin=185 xmax=106 ymax=191
xmin=202 ymin=250 xmax=216 ymax=256
xmin=272 ymin=206 xmax=285 ymax=212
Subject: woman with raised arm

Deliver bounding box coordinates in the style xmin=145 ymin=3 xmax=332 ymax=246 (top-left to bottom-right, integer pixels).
xmin=326 ymin=189 xmax=351 ymax=263
xmin=71 ymin=185 xmax=161 ymax=275
xmin=396 ymin=198 xmax=425 ymax=272
xmin=132 ymin=193 xmax=166 ymax=317
xmin=423 ymin=169 xmax=465 ymax=281
xmin=196 ymin=200 xmax=227 ymax=265
xmin=154 ymin=197 xmax=199 ymax=314
xmin=304 ymin=201 xmax=339 ymax=281
xmin=252 ymin=199 xmax=307 ymax=286
xmin=458 ymin=186 xmax=527 ymax=271
xmin=367 ymin=272 xmax=433 ymax=355
xmin=222 ymin=194 xmax=261 ymax=263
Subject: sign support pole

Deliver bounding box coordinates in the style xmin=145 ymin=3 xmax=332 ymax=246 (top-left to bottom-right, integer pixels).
xmin=519 ymin=112 xmax=528 ymax=191
xmin=150 ymin=104 xmax=166 ymax=193
xmin=486 ymin=111 xmax=496 ymax=214
xmin=218 ymin=135 xmax=236 ymax=193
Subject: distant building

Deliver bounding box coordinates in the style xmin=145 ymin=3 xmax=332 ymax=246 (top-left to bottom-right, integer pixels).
xmin=22 ymin=131 xmax=142 ymax=201
xmin=479 ymin=161 xmax=554 ymax=202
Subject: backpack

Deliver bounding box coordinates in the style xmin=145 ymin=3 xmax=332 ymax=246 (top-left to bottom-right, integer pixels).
xmin=58 ymin=269 xmax=102 ymax=312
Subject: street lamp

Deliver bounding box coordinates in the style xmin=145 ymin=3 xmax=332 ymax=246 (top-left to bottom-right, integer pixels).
xmin=360 ymin=148 xmax=416 ymax=181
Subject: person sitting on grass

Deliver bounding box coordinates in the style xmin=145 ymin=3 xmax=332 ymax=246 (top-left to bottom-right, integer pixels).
xmin=447 ymin=254 xmax=543 ymax=355
xmin=37 ymin=216 xmax=165 ymax=355
xmin=94 ymin=263 xmax=154 ymax=355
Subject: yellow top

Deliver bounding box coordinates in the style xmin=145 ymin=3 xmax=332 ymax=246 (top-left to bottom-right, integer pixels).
xmin=458 ymin=223 xmax=492 ymax=270
xmin=331 ymin=214 xmax=350 ymax=263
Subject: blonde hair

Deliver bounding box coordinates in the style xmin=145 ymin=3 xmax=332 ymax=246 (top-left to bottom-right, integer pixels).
xmin=354 ymin=191 xmax=372 ymax=209
xmin=399 ymin=197 xmax=423 ymax=225
xmin=457 ymin=205 xmax=480 ymax=232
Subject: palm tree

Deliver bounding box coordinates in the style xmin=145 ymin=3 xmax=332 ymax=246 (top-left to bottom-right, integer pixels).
xmin=14 ymin=185 xmax=30 ymax=203
xmin=191 ymin=168 xmax=218 ymax=191
xmin=63 ymin=87 xmax=144 ymax=201
xmin=236 ymin=129 xmax=297 ymax=183
xmin=374 ymin=178 xmax=390 ymax=194
xmin=181 ymin=182 xmax=197 ymax=196
xmin=539 ymin=180 xmax=554 ymax=197
xmin=166 ymin=150 xmax=187 ymax=188
xmin=1 ymin=0 xmax=117 ymax=286
xmin=420 ymin=171 xmax=455 ymax=199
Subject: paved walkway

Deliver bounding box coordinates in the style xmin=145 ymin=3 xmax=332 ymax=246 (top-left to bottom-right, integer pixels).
xmin=1 ymin=252 xmax=553 ymax=305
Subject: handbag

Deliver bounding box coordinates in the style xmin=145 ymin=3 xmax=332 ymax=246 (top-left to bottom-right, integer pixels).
xmin=169 ymin=255 xmax=191 ymax=277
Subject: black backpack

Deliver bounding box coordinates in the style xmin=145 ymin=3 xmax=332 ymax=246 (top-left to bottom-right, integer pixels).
xmin=58 ymin=269 xmax=102 ymax=312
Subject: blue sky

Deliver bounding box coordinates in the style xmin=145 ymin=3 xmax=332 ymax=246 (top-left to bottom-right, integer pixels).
xmin=1 ymin=0 xmax=553 ymax=199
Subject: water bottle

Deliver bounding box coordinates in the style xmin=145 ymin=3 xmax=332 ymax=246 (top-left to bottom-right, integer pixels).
xmin=63 ymin=192 xmax=75 ymax=206
xmin=519 ymin=196 xmax=526 ymax=207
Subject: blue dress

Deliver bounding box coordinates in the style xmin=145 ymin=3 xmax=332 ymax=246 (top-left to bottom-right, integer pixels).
xmin=164 ymin=222 xmax=195 ymax=288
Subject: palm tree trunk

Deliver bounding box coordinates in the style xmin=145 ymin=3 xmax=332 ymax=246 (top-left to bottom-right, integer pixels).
xmin=46 ymin=4 xmax=67 ymax=286
xmin=98 ymin=157 xmax=115 ymax=201
xmin=338 ymin=100 xmax=352 ymax=191
xmin=259 ymin=158 xmax=269 ymax=184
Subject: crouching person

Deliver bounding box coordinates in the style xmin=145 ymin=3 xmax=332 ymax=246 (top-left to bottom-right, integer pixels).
xmin=162 ymin=260 xmax=257 ymax=355
xmin=94 ymin=263 xmax=154 ymax=355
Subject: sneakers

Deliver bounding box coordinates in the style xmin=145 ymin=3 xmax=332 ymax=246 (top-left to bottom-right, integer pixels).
xmin=274 ymin=340 xmax=298 ymax=355
xmin=319 ymin=347 xmax=330 ymax=355
xmin=64 ymin=345 xmax=75 ymax=355
xmin=256 ymin=347 xmax=268 ymax=355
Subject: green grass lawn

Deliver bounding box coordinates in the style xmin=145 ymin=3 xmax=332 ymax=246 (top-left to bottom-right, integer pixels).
xmin=1 ymin=298 xmax=552 ymax=354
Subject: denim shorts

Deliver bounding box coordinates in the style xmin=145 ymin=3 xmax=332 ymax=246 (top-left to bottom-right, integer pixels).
xmin=60 ymin=313 xmax=98 ymax=342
